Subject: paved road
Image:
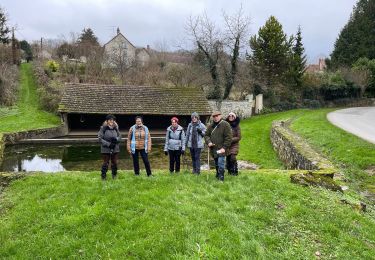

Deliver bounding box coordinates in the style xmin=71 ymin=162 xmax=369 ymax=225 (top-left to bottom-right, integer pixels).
xmin=327 ymin=107 xmax=375 ymax=144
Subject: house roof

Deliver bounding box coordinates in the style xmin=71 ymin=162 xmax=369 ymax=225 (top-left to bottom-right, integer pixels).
xmin=103 ymin=32 xmax=136 ymax=49
xmin=58 ymin=84 xmax=212 ymax=116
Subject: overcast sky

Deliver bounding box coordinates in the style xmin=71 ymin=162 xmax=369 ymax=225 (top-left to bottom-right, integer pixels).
xmin=2 ymin=0 xmax=357 ymax=63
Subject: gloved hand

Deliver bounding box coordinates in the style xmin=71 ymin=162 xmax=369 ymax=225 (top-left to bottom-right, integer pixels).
xmin=109 ymin=142 xmax=116 ymax=149
xmin=197 ymin=128 xmax=202 ymax=134
xmin=164 ymin=151 xmax=168 ymax=156
xmin=181 ymin=150 xmax=185 ymax=155
xmin=111 ymin=137 xmax=119 ymax=143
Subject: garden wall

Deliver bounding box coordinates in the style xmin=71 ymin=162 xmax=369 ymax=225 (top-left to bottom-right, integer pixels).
xmin=270 ymin=120 xmax=337 ymax=175
xmin=209 ymin=99 xmax=253 ymax=119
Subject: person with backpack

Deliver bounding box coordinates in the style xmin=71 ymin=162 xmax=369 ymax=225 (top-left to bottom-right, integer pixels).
xmin=98 ymin=114 xmax=121 ymax=180
xmin=164 ymin=117 xmax=186 ymax=174
xmin=127 ymin=116 xmax=153 ymax=176
xmin=186 ymin=112 xmax=206 ymax=174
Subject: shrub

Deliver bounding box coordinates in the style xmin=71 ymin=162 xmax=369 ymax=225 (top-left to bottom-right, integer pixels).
xmin=45 ymin=60 xmax=60 ymax=73
xmin=37 ymin=80 xmax=63 ymax=113
xmin=33 ymin=62 xmax=63 ymax=113
xmin=0 ymin=63 xmax=19 ymax=106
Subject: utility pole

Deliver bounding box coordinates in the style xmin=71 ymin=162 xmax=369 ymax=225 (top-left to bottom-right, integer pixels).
xmin=40 ymin=37 xmax=43 ymax=58
xmin=11 ymin=27 xmax=16 ymax=65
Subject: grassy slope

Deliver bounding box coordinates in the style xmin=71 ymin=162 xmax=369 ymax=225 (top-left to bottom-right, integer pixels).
xmin=238 ymin=108 xmax=375 ymax=199
xmin=0 ymin=171 xmax=374 ymax=259
xmin=238 ymin=109 xmax=306 ymax=169
xmin=0 ymin=63 xmax=60 ymax=133
xmin=290 ymin=109 xmax=375 ymax=196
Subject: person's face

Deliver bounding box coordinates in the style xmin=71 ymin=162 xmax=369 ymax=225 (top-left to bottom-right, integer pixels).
xmin=228 ymin=114 xmax=235 ymax=122
xmin=192 ymin=117 xmax=198 ymax=123
xmin=213 ymin=114 xmax=222 ymax=122
xmin=136 ymin=118 xmax=143 ymax=126
xmin=172 ymin=120 xmax=178 ymax=128
xmin=107 ymin=119 xmax=114 ymax=126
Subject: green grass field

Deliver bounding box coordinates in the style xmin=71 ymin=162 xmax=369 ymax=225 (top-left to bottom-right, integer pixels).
xmin=0 ymin=64 xmax=374 ymax=258
xmin=0 ymin=63 xmax=60 ymax=133
xmin=0 ymin=171 xmax=374 ymax=259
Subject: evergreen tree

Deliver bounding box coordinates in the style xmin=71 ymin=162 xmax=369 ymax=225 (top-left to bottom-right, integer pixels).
xmin=19 ymin=40 xmax=33 ymax=62
xmin=0 ymin=7 xmax=10 ymax=44
xmin=290 ymin=26 xmax=307 ymax=90
xmin=77 ymin=28 xmax=100 ymax=57
xmin=249 ymin=16 xmax=291 ymax=90
xmin=77 ymin=28 xmax=99 ymax=46
xmin=330 ymin=0 xmax=375 ymax=67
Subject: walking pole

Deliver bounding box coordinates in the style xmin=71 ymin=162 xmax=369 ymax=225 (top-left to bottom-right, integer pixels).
xmin=207 ymin=145 xmax=210 ymax=170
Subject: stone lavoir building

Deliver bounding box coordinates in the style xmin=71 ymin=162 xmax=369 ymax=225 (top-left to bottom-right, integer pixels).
xmin=58 ymin=84 xmax=212 ymax=135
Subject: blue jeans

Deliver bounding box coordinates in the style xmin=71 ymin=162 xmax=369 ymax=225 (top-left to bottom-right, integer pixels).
xmin=214 ymin=156 xmax=226 ymax=171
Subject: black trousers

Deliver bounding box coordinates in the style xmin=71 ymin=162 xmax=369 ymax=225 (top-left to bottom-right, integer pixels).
xmin=131 ymin=149 xmax=152 ymax=176
xmin=168 ymin=149 xmax=182 ymax=172
xmin=226 ymin=154 xmax=238 ymax=174
xmin=101 ymin=153 xmax=119 ymax=178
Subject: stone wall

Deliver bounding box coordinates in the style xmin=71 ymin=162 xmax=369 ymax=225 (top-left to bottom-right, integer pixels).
xmin=270 ymin=120 xmax=336 ymax=174
xmin=0 ymin=134 xmax=4 ymax=166
xmin=208 ymin=99 xmax=253 ymax=119
xmin=2 ymin=124 xmax=68 ymax=144
xmin=325 ymin=98 xmax=375 ymax=108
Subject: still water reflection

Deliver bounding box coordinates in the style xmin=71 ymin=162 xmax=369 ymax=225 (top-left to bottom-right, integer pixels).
xmin=1 ymin=143 xmax=209 ymax=173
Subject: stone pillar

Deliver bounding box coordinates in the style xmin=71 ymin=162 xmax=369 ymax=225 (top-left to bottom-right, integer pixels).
xmin=255 ymin=94 xmax=263 ymax=114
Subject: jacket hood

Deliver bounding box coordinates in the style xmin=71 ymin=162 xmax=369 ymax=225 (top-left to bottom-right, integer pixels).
xmin=226 ymin=116 xmax=240 ymax=127
xmin=167 ymin=125 xmax=183 ymax=131
xmin=102 ymin=121 xmax=119 ymax=128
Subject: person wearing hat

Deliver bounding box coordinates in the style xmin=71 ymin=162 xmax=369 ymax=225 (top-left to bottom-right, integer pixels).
xmin=205 ymin=111 xmax=233 ymax=181
xmin=226 ymin=112 xmax=241 ymax=175
xmin=98 ymin=114 xmax=121 ymax=180
xmin=185 ymin=112 xmax=207 ymax=174
xmin=164 ymin=117 xmax=186 ymax=173
xmin=127 ymin=116 xmax=153 ymax=176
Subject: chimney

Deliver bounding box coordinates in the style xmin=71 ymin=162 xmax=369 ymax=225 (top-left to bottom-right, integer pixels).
xmin=147 ymin=44 xmax=150 ymax=51
xmin=117 ymin=27 xmax=120 ymax=35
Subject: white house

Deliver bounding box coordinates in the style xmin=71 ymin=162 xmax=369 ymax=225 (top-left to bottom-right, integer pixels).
xmin=103 ymin=28 xmax=150 ymax=68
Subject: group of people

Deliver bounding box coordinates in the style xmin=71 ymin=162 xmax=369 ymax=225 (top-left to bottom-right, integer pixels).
xmin=98 ymin=110 xmax=241 ymax=181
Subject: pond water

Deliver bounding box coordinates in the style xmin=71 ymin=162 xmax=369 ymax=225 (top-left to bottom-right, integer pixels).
xmin=0 ymin=143 xmax=210 ymax=173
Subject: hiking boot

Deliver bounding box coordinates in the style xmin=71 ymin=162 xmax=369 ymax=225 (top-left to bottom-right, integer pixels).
xmin=233 ymin=161 xmax=238 ymax=176
xmin=111 ymin=165 xmax=118 ymax=179
xmin=218 ymin=169 xmax=225 ymax=181
xmin=101 ymin=164 xmax=108 ymax=180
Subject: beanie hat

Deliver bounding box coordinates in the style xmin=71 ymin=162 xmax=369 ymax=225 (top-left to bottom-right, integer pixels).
xmin=228 ymin=112 xmax=237 ymax=119
xmin=171 ymin=117 xmax=179 ymax=123
xmin=191 ymin=112 xmax=200 ymax=119
xmin=106 ymin=114 xmax=116 ymax=121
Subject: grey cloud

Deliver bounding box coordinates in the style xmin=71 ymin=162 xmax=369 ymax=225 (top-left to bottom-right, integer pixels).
xmin=2 ymin=0 xmax=356 ymax=62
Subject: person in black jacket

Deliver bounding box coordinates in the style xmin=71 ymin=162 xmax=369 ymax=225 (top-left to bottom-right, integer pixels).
xmin=98 ymin=114 xmax=121 ymax=180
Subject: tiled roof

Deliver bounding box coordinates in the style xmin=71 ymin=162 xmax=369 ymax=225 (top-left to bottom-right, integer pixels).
xmin=58 ymin=84 xmax=212 ymax=116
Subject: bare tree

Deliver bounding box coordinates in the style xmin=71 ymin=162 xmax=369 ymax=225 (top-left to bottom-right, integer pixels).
xmin=187 ymin=6 xmax=250 ymax=100
xmin=187 ymin=12 xmax=222 ymax=99
xmin=221 ymin=5 xmax=250 ymax=99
